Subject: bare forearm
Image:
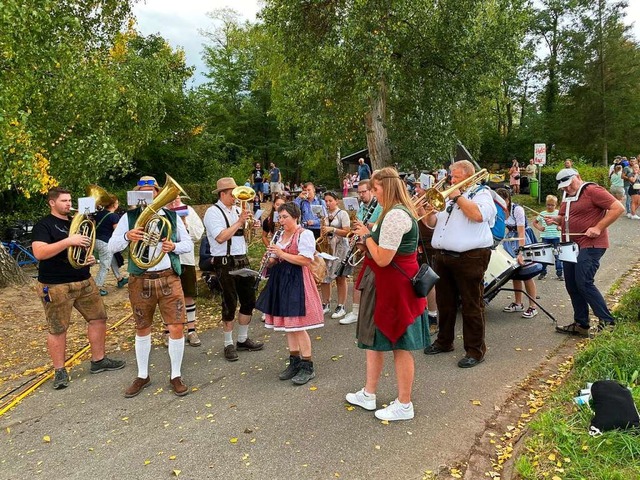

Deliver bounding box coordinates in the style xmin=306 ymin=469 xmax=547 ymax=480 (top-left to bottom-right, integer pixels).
xmin=32 ymin=239 xmax=71 ymax=260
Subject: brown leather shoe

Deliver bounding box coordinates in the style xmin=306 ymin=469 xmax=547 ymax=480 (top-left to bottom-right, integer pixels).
xmin=170 ymin=376 xmax=189 ymax=396
xmin=236 ymin=338 xmax=264 ymax=351
xmin=224 ymin=344 xmax=239 ymax=361
xmin=124 ymin=377 xmax=150 ymax=398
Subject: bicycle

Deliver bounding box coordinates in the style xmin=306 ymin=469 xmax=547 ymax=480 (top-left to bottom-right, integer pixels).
xmin=2 ymin=239 xmax=38 ymax=267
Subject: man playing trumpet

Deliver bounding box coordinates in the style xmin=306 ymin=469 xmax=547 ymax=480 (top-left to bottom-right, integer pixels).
xmin=109 ymin=176 xmax=193 ymax=397
xmin=203 ymin=177 xmax=264 ymax=362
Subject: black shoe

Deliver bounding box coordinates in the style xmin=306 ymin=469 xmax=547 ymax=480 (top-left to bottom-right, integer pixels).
xmin=236 ymin=338 xmax=264 ymax=351
xmin=457 ymin=356 xmax=484 ymax=368
xmin=53 ymin=368 xmax=69 ymax=389
xmin=90 ymin=357 xmax=126 ymax=374
xmin=424 ymin=344 xmax=454 ymax=355
xmin=278 ymin=355 xmax=302 ymax=380
xmin=224 ymin=345 xmax=239 ymax=362
xmin=291 ymin=360 xmax=315 ymax=385
xmin=427 ymin=314 xmax=438 ymax=326
xmin=538 ymin=272 xmax=547 ymax=280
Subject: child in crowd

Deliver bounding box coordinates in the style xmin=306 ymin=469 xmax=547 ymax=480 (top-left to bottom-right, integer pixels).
xmin=532 ymin=194 xmax=563 ymax=280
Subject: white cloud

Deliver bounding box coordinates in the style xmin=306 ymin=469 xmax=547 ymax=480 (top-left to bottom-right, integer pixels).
xmin=133 ymin=0 xmax=261 ymax=85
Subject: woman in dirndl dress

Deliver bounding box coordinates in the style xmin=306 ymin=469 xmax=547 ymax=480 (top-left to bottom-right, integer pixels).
xmin=255 ymin=202 xmax=324 ymax=385
xmin=319 ymin=191 xmax=352 ymax=319
xmin=345 ymin=167 xmax=429 ymax=422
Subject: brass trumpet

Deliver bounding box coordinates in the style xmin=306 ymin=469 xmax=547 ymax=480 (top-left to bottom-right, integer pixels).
xmin=232 ymin=186 xmax=256 ymax=244
xmin=315 ymin=209 xmax=331 ymax=254
xmin=130 ymin=174 xmax=189 ymax=269
xmin=416 ymin=169 xmax=489 ymax=212
xmin=67 ymin=185 xmax=112 ymax=269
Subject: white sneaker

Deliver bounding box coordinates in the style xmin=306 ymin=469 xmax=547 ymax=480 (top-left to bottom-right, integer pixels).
xmin=522 ymin=307 xmax=538 ymax=318
xmin=374 ymin=399 xmax=414 ymax=421
xmin=346 ymin=388 xmax=377 ymax=411
xmin=503 ymin=302 xmax=524 ymax=312
xmin=331 ymin=305 xmax=347 ymax=319
xmin=632 ymin=215 xmax=640 ymax=220
xmin=339 ymin=312 xmax=358 ymax=325
xmin=322 ymin=304 xmax=330 ymax=314
xmin=627 ymin=213 xmax=633 ymax=218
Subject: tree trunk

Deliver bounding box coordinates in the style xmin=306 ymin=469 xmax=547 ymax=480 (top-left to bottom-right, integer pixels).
xmin=364 ymin=78 xmax=392 ymax=170
xmin=0 ymin=246 xmax=29 ymax=288
xmin=335 ymin=147 xmax=343 ymax=182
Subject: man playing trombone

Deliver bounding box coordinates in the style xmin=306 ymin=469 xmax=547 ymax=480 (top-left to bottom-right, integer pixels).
xmin=109 ymin=176 xmax=193 ymax=397
xmin=203 ymin=177 xmax=264 ymax=362
xmin=422 ymin=161 xmax=496 ymax=369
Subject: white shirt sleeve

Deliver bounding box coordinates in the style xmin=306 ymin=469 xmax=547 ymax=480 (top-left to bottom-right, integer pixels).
xmin=172 ymin=213 xmax=193 ymax=255
xmin=476 ymin=189 xmax=498 ymax=225
xmin=297 ymin=229 xmax=316 ymax=258
xmin=377 ymin=209 xmax=412 ymax=250
xmin=185 ymin=206 xmax=205 ymax=242
xmin=513 ymin=205 xmax=526 ymax=227
xmin=203 ymin=205 xmax=227 ymax=245
xmin=108 ymin=214 xmax=131 ymax=254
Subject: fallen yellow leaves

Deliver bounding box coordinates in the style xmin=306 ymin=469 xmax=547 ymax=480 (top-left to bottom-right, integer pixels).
xmin=172 ymin=469 xmax=181 ymax=477
xmin=229 ymin=438 xmax=238 ymax=444
xmin=471 ymin=400 xmax=482 ymax=406
xmin=42 ymin=435 xmax=50 ymax=443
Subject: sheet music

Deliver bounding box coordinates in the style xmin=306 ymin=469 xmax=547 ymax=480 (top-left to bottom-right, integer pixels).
xmin=127 ymin=190 xmax=154 ymax=207
xmin=342 ymin=197 xmax=359 ymax=212
xmin=77 ymin=197 xmax=96 ymax=214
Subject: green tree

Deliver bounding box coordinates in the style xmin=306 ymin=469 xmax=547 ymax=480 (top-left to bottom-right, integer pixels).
xmin=260 ymin=0 xmax=530 ymax=170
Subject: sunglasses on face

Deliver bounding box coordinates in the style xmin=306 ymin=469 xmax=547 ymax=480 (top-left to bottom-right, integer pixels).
xmin=556 ymin=175 xmax=575 ymax=185
xmin=137 ymin=179 xmax=157 ymax=187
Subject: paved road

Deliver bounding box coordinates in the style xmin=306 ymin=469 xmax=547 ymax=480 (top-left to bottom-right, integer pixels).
xmin=1 ymin=216 xmax=637 ymax=480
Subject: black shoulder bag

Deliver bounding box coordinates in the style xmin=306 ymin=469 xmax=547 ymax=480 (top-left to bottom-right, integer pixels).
xmin=391 ymin=262 xmax=439 ymax=298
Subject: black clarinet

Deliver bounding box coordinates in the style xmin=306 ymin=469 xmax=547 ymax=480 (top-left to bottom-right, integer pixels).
xmin=336 ymin=198 xmax=378 ymax=276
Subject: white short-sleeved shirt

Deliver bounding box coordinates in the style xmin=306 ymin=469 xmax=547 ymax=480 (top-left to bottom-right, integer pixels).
xmin=203 ymin=201 xmax=248 ymax=256
xmin=431 ymin=187 xmax=496 ymax=252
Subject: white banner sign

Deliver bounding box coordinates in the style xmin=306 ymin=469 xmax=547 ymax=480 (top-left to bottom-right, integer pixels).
xmin=534 ymin=143 xmax=547 ymax=165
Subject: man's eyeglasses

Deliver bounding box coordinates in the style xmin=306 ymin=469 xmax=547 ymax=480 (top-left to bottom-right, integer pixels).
xmin=357 ymin=190 xmax=368 ymax=195
xmin=137 ymin=179 xmax=156 ymax=187
xmin=556 ymin=174 xmax=575 ymax=185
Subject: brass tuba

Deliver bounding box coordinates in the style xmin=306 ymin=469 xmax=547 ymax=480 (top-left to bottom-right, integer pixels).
xmin=232 ymin=186 xmax=256 ymax=244
xmin=129 ymin=174 xmax=189 ymax=270
xmin=67 ymin=185 xmax=112 ymax=269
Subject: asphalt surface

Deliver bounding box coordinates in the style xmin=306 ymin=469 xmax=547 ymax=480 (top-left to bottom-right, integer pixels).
xmin=1 ymin=215 xmax=637 ymax=480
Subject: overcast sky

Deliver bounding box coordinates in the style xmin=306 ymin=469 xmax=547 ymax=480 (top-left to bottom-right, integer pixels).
xmin=133 ymin=0 xmax=640 ymax=87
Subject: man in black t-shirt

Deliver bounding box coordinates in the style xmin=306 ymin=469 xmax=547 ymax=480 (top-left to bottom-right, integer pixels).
xmin=251 ymin=162 xmax=265 ymax=202
xmin=32 ymin=187 xmax=125 ymax=390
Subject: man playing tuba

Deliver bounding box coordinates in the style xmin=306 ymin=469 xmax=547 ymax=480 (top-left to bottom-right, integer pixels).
xmin=109 ymin=175 xmax=193 ymax=397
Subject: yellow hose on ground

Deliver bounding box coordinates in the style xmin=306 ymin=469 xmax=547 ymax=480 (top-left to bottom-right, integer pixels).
xmin=0 ymin=312 xmax=132 ymax=417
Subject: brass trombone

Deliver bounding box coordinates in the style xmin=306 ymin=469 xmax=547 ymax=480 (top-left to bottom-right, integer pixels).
xmin=415 ymin=169 xmax=489 ymax=212
xmin=67 ymin=185 xmax=112 ymax=269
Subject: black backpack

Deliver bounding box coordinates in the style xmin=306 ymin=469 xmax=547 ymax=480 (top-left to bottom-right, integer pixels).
xmin=589 ymin=380 xmax=640 ymax=436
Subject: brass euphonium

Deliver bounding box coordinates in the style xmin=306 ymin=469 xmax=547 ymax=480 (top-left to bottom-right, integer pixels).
xmin=231 ymin=186 xmax=256 ymax=244
xmin=67 ymin=185 xmax=112 ymax=269
xmin=130 ymin=174 xmax=189 ymax=270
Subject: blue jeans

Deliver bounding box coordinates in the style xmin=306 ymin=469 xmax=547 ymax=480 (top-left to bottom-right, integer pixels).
xmin=563 ymin=248 xmax=614 ymax=327
xmin=625 ymin=189 xmax=632 ymax=213
xmin=540 ymin=237 xmax=563 ymax=276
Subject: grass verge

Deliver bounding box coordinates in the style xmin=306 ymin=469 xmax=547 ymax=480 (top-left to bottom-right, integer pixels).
xmin=514 ymin=287 xmax=640 ymax=479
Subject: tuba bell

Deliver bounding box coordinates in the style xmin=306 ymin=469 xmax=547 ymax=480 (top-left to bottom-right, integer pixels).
xmin=129 ymin=174 xmax=189 ymax=270
xmin=232 ymin=186 xmax=256 ymax=244
xmin=67 ymin=185 xmax=112 ymax=269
